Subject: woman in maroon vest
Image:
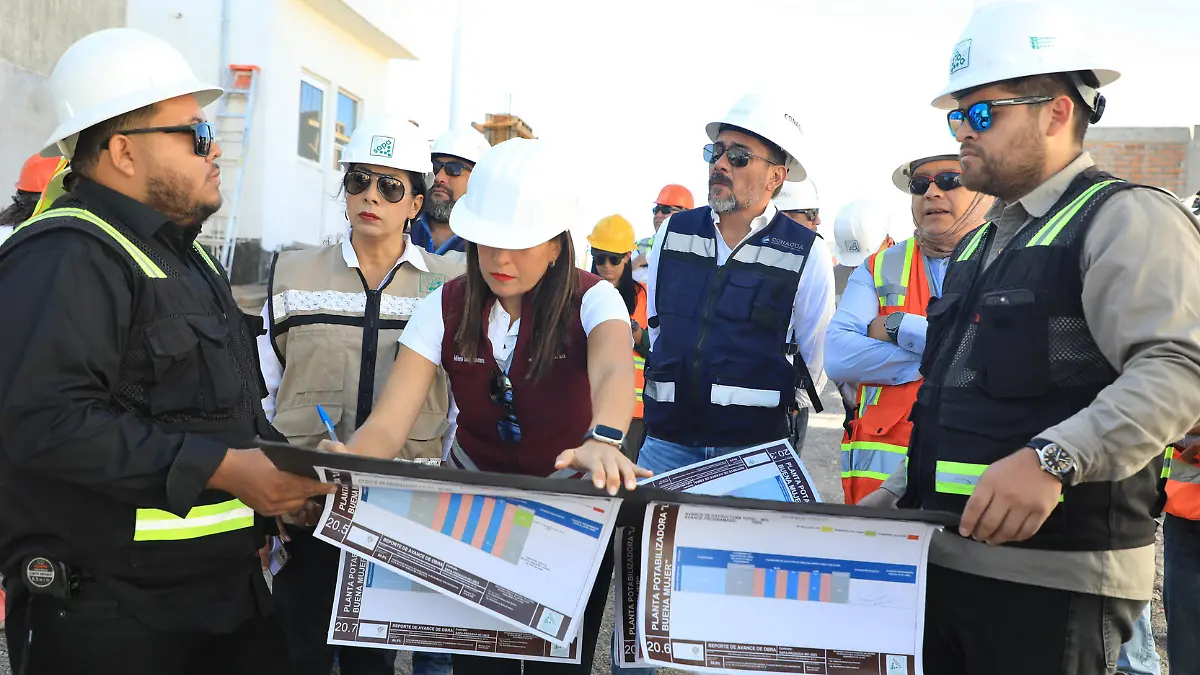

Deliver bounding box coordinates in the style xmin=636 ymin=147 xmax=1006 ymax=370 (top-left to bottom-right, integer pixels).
xmin=327 ymin=138 xmax=650 ymax=674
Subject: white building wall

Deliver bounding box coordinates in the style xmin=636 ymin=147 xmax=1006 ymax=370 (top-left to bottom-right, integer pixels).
xmin=127 ymin=0 xmax=408 ymax=254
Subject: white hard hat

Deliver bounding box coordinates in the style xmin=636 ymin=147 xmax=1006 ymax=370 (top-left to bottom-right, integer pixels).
xmin=932 ymin=1 xmax=1119 ymax=118
xmin=706 ymin=93 xmax=807 ymax=182
xmin=340 ymin=114 xmax=433 ymax=174
xmin=41 ymin=28 xmax=224 ymax=158
xmin=891 ymin=145 xmax=962 ymax=193
xmin=773 ymin=179 xmax=820 ymax=211
xmin=833 ymin=199 xmax=893 ymax=268
xmin=431 ymin=127 xmax=492 ymax=165
xmin=450 ymin=139 xmax=582 ymax=250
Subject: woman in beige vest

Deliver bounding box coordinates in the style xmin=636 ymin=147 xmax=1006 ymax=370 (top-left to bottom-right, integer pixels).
xmin=255 ymin=115 xmax=462 ymax=675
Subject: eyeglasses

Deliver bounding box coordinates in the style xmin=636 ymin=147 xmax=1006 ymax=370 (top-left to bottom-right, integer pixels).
xmin=703 ymin=142 xmax=781 ymax=168
xmin=946 ymin=96 xmax=1054 ymax=137
xmin=104 ymin=122 xmax=215 ymax=157
xmin=489 ymin=370 xmax=522 ymax=445
xmin=593 ymin=251 xmax=625 ymax=266
xmin=787 ymin=208 xmax=819 ymax=221
xmin=908 ymin=171 xmax=963 ymax=195
xmin=432 ymin=160 xmax=472 ymax=177
xmin=343 ymin=168 xmax=407 ymax=203
xmin=652 ymin=204 xmax=684 ymax=217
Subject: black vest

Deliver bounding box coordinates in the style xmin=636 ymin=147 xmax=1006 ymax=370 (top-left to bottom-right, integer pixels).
xmin=899 ymin=169 xmax=1162 ymax=551
xmin=0 ymin=197 xmax=276 ymax=578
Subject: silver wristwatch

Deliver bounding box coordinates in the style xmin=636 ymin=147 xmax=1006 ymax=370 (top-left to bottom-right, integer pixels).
xmin=1030 ymin=438 xmax=1076 ymax=484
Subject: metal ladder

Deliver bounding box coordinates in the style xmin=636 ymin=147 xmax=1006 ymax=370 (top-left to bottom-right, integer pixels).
xmin=204 ymin=64 xmax=259 ymax=273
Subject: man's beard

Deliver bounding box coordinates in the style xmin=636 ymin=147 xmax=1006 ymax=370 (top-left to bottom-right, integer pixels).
xmin=425 ymin=191 xmax=455 ymax=222
xmin=708 ymin=173 xmax=742 ymax=213
xmin=145 ymin=165 xmax=221 ymax=229
xmin=961 ymin=122 xmax=1047 ymax=203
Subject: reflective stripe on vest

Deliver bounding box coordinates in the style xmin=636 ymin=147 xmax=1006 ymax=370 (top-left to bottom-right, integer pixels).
xmin=1165 ymin=446 xmax=1200 ymax=520
xmin=956 ymin=223 xmax=991 ymax=262
xmin=1026 ymin=181 xmax=1120 ymax=248
xmin=21 ymin=207 xmax=221 ymax=278
xmin=634 ymin=354 xmax=645 ymax=403
xmin=643 ymin=380 xmax=675 ymax=403
xmin=133 ymin=498 xmax=254 ymax=541
xmin=873 ymin=238 xmax=917 ymax=308
xmin=20 ymin=208 xmax=167 ymax=278
xmin=1170 ymin=447 xmax=1200 ymax=484
xmin=935 ymin=460 xmax=1064 ymax=500
xmin=841 ymin=440 xmax=907 ymax=481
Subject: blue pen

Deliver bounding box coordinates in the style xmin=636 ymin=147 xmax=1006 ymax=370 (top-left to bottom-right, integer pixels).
xmin=316 ymin=405 xmax=339 ymax=442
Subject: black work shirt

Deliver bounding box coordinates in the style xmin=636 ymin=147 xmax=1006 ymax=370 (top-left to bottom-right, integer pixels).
xmin=0 ymin=178 xmax=269 ymax=631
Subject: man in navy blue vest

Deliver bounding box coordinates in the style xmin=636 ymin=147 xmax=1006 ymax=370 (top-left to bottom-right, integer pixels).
xmin=637 ymin=93 xmax=835 ymax=480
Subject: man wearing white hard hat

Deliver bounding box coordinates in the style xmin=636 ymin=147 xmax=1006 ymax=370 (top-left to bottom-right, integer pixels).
xmin=637 ymin=93 xmax=835 ymax=487
xmin=325 ymin=138 xmax=650 ymax=674
xmin=826 ymin=161 xmax=992 ymax=507
xmin=257 ymin=115 xmax=462 ymax=675
xmin=411 ymin=127 xmax=492 ymax=259
xmin=0 ymin=29 xmax=335 ymax=674
xmin=865 ymin=3 xmax=1200 ymax=673
xmin=773 ymin=178 xmax=821 ymax=232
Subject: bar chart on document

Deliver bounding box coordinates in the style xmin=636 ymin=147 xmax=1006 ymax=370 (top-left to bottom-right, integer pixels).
xmin=368 ymin=490 xmax=535 ymax=564
xmin=316 ymin=469 xmax=621 ymax=647
xmin=639 ymin=503 xmax=936 ymax=674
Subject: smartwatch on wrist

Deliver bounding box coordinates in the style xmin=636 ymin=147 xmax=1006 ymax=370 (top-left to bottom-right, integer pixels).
xmin=884 ymin=312 xmax=905 ymax=344
xmin=582 ymin=425 xmax=624 ymax=449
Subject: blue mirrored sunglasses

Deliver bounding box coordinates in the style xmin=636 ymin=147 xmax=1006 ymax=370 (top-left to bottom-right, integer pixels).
xmin=946 ymin=96 xmax=1054 ymax=137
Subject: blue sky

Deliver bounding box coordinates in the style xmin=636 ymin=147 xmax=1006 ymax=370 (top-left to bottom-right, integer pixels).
xmin=388 ymin=0 xmax=1200 ymax=242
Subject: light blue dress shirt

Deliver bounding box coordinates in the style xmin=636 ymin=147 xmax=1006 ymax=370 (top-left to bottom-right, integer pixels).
xmin=823 ymin=250 xmax=948 ymax=386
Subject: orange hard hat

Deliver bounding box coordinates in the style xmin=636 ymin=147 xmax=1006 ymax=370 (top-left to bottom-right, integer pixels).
xmin=16 ymin=155 xmax=66 ymax=193
xmin=655 ymin=184 xmax=694 ymax=210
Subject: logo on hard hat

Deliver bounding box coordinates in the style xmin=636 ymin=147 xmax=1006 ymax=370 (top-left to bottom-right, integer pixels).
xmin=1029 ymin=36 xmax=1056 ymax=50
xmin=784 ymin=113 xmax=803 ymax=133
xmin=370 ymin=135 xmax=395 ymax=158
xmin=950 ymin=40 xmax=972 ymax=74
xmin=845 ymin=240 xmax=861 ymax=253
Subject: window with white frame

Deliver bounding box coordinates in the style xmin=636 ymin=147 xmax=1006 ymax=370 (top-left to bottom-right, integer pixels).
xmin=297 ymin=79 xmax=325 ymax=163
xmin=334 ymin=91 xmax=359 ymax=168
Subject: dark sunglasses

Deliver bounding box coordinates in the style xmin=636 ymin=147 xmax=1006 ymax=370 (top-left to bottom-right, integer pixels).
xmin=432 ymin=160 xmax=472 ymax=177
xmin=788 ymin=208 xmax=819 ymax=221
xmin=593 ymin=251 xmax=625 ymax=266
xmin=652 ymin=204 xmax=684 ymax=217
xmin=343 ymin=168 xmax=407 ymax=203
xmin=489 ymin=370 xmax=522 ymax=445
xmin=703 ymin=142 xmax=781 ymax=168
xmin=104 ymin=122 xmax=215 ymax=157
xmin=908 ymin=171 xmax=963 ymax=195
xmin=947 ymin=96 xmax=1054 ymax=137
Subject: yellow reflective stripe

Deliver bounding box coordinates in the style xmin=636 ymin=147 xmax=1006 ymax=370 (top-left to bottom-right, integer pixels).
xmin=28 ymin=159 xmax=71 ymax=219
xmin=192 ymin=242 xmax=221 ymax=275
xmin=633 ymin=356 xmax=646 ymax=367
xmin=936 ymin=460 xmax=987 ymax=477
xmin=935 ymin=460 xmax=1063 ymax=500
xmin=1162 ymin=446 xmax=1174 ymax=479
xmin=1027 ymin=180 xmax=1120 ymax=247
xmin=19 ymin=208 xmax=166 ymax=279
xmin=847 ymin=441 xmax=906 ymax=453
xmin=896 ymin=238 xmax=915 ymax=307
xmin=872 ymin=251 xmax=886 ymax=308
xmin=957 ymin=223 xmax=990 ymax=262
xmin=134 ymin=498 xmax=254 ymax=541
xmin=841 ymin=470 xmax=893 ymax=481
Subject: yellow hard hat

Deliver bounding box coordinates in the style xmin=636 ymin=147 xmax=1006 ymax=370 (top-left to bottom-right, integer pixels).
xmin=587 ymin=214 xmax=636 ymax=254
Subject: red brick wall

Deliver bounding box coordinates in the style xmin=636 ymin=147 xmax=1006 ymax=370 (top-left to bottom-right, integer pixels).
xmin=1084 ymin=140 xmax=1188 ymax=196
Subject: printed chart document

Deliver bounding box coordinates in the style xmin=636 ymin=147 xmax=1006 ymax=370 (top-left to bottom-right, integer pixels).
xmin=638 ymin=502 xmax=938 ymax=675
xmin=615 ymin=441 xmax=822 ymax=668
xmin=328 ymin=549 xmax=581 ymax=663
xmin=315 ymin=468 xmax=620 ymax=646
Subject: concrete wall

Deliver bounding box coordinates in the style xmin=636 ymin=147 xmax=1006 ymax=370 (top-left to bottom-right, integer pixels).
xmin=1085 ymin=126 xmax=1200 ymax=198
xmin=0 ymin=0 xmax=126 ymax=189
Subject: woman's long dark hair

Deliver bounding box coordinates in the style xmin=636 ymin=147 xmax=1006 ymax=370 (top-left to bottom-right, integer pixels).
xmin=0 ymin=191 xmax=38 ymax=227
xmin=454 ymin=232 xmax=578 ymax=382
xmin=590 ymin=251 xmax=642 ymax=316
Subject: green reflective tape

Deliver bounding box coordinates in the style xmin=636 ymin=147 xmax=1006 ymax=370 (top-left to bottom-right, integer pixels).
xmin=841 ymin=470 xmax=894 ymax=481
xmin=1027 ymin=181 xmax=1120 ymax=247
xmin=134 ymin=498 xmax=253 ymax=541
xmin=957 ymin=223 xmax=991 ymax=262
xmin=192 ymin=242 xmax=221 ymax=275
xmin=936 ymin=460 xmax=988 ymax=477
xmin=20 ymin=208 xmax=166 ymax=279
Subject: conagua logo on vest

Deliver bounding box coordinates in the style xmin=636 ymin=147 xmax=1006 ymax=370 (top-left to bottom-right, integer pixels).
xmin=370 ymin=135 xmax=395 ymax=158
xmin=761 ymin=236 xmax=808 ymax=253
xmin=950 ymin=39 xmax=971 ymax=74
xmin=1029 ymin=36 xmax=1056 ymax=50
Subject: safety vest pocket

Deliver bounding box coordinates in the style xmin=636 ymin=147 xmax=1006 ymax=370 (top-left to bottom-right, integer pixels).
xmin=975 ymin=287 xmax=1050 ymax=399
xmin=715 ymin=271 xmax=762 ymax=322
xmin=655 ymin=263 xmax=707 ymax=318
xmin=920 ymin=292 xmax=962 ymax=375
xmin=643 ymin=357 xmax=682 ymax=404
